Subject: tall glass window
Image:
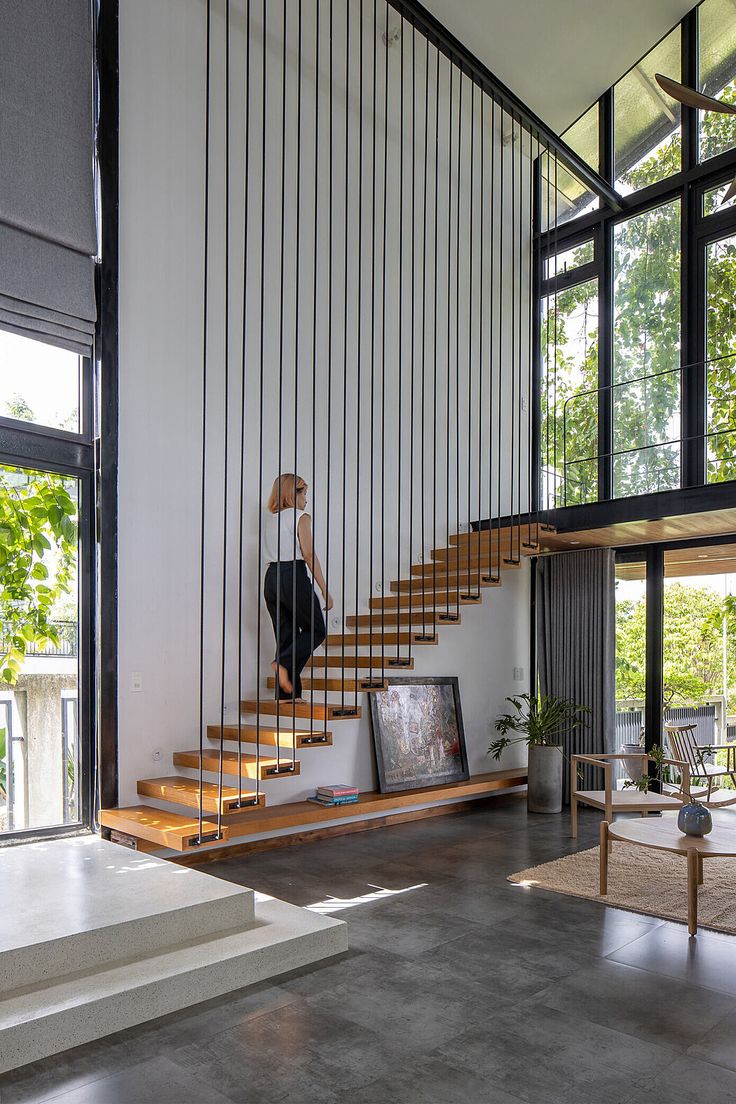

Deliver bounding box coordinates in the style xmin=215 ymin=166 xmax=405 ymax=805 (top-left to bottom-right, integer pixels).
xmin=699 ymin=0 xmax=736 ymax=163
xmin=615 ymin=558 xmax=646 ymax=783
xmin=612 ymin=199 xmax=681 ymax=496
xmin=562 ymin=103 xmax=599 ymax=174
xmin=706 ymin=231 xmax=736 ymax=482
xmin=0 ymin=331 xmax=81 ymax=434
xmin=614 ymin=27 xmax=681 ymax=195
xmin=540 ymin=154 xmax=599 ymax=232
xmin=0 ymin=463 xmax=80 ymax=835
xmin=541 ymin=264 xmax=599 ymax=507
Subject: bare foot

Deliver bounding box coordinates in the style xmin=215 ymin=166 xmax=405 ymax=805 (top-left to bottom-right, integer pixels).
xmin=271 ymin=661 xmax=292 ymax=696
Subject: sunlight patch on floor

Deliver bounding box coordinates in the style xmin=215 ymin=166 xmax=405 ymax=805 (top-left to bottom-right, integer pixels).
xmin=306 ymin=883 xmax=429 ymax=914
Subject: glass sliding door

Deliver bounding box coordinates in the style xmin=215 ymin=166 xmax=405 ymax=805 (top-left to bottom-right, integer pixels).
xmin=615 ymin=556 xmax=647 ymax=784
xmin=0 ymin=326 xmax=94 ymax=840
xmin=0 ymin=464 xmax=82 ymax=834
xmin=662 ymin=546 xmax=736 ymax=777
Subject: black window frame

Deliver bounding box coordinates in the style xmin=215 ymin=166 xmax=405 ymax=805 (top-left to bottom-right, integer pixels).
xmin=535 ymin=3 xmax=736 ymax=513
xmin=0 ymin=0 xmax=120 ymax=844
xmin=0 ymin=360 xmax=96 ymax=845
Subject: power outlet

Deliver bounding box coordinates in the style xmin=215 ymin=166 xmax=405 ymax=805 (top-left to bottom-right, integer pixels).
xmin=152 ymin=748 xmax=162 ymax=763
xmin=131 ymin=672 xmax=143 ymax=692
xmin=513 ymin=666 xmax=525 ymax=682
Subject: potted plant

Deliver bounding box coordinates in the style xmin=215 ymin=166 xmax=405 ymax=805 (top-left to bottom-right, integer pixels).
xmin=488 ymin=693 xmax=589 ymax=814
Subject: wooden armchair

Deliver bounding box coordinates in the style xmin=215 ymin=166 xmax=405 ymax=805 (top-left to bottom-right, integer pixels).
xmin=570 ymin=751 xmax=689 ymax=838
xmin=665 ymin=724 xmax=736 ymax=806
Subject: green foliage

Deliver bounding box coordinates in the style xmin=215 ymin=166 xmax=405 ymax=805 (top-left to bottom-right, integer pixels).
xmin=622 ymin=743 xmax=677 ymax=793
xmin=0 ymin=467 xmax=77 ymax=686
xmin=544 ymin=78 xmax=736 ymax=502
xmin=488 ymin=692 xmax=590 ymax=759
xmin=3 ymin=394 xmax=35 ymax=422
xmin=616 ymin=582 xmax=735 ymax=708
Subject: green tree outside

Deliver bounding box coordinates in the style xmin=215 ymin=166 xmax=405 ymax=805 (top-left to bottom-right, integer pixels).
xmin=0 ymin=466 xmax=78 ymax=685
xmin=616 ymin=582 xmax=735 ymax=708
xmin=545 ymin=78 xmax=736 ymax=503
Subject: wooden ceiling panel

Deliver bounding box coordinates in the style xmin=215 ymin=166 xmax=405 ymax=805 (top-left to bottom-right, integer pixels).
xmin=540 ymin=507 xmax=736 ymax=554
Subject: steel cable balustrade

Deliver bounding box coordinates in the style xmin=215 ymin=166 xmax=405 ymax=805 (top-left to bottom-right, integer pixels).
xmin=556 ymin=353 xmax=736 ymax=507
xmin=182 ymin=0 xmax=610 ymax=845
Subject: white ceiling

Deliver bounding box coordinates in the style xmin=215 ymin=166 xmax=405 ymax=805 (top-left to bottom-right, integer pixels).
xmin=422 ymin=0 xmax=697 ymax=133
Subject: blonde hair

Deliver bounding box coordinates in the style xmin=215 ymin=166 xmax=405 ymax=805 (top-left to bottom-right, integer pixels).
xmin=267 ymin=473 xmax=306 ymax=513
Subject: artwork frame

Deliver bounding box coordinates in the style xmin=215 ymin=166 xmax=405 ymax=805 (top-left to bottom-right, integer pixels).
xmin=368 ymin=676 xmax=469 ymax=794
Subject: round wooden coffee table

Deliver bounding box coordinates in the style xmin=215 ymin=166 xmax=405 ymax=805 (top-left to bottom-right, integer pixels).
xmin=599 ymin=816 xmax=736 ymax=935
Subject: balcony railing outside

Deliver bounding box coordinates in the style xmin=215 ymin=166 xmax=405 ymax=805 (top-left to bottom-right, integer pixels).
xmin=541 ymin=354 xmax=736 ymax=509
xmin=0 ymin=620 xmax=78 ymax=659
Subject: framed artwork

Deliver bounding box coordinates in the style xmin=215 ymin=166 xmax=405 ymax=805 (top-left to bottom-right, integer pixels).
xmin=368 ymin=676 xmax=469 ymax=793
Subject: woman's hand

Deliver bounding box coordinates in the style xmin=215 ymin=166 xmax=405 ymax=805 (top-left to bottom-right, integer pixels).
xmin=324 ymin=591 xmax=334 ymax=612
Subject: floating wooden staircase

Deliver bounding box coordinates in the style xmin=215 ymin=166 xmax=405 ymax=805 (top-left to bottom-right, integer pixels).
xmin=207 ymin=722 xmax=333 ymax=748
xmin=174 ymin=748 xmax=300 ymax=781
xmin=101 ymin=523 xmax=546 ymax=853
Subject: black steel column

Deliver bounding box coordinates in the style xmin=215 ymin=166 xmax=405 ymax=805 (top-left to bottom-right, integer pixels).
xmin=96 ymin=0 xmax=120 ymax=814
xmin=682 ymin=8 xmax=704 ymax=489
xmin=598 ymin=91 xmax=613 ymax=502
xmin=644 ymin=544 xmax=664 ymax=760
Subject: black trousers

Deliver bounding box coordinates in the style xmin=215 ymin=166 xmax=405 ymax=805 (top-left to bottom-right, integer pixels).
xmin=264 ymin=561 xmax=326 ymax=699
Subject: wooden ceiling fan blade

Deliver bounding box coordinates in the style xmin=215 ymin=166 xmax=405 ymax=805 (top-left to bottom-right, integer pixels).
xmin=655 ymin=73 xmax=736 ymax=115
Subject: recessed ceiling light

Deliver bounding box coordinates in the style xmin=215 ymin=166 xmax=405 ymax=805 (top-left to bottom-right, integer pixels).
xmin=698 ymin=554 xmax=708 ymax=559
xmin=569 ymin=540 xmax=580 ymax=545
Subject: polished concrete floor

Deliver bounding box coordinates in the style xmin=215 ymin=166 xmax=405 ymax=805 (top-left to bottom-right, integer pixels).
xmin=4 ymin=796 xmax=736 ymax=1103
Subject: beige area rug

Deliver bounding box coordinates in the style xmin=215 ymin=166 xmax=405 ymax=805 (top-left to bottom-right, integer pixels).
xmin=509 ymin=844 xmax=736 ymax=935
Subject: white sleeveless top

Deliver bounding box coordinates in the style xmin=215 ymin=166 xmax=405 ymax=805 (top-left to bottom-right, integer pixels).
xmin=264 ymin=508 xmax=307 ymax=564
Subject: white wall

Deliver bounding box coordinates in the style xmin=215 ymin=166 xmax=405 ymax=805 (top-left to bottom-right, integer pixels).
xmin=117 ymin=0 xmax=532 ymax=823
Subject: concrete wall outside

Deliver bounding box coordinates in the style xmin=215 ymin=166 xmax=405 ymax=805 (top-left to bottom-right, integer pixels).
xmin=0 ymin=663 xmax=77 ymax=833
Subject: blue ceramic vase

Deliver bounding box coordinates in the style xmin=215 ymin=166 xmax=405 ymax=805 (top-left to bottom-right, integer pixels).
xmin=677 ymin=802 xmax=713 ymax=837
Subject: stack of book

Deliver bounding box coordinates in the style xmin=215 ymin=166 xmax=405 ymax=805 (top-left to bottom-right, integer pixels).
xmin=308 ymin=784 xmax=360 ymax=807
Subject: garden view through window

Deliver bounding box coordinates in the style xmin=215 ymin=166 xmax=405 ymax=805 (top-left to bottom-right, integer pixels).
xmin=541 ymin=263 xmax=599 ymax=508
xmin=617 ymin=547 xmax=736 ymax=792
xmin=0 ymin=326 xmax=82 ymax=836
xmin=612 ymin=200 xmax=681 ymax=497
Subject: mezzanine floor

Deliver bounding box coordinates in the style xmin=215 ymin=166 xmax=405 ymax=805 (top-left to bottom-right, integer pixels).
xmin=3 ymin=796 xmax=736 ymax=1103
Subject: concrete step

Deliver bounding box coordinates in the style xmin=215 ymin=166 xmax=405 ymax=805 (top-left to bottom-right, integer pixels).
xmin=0 ymin=835 xmax=254 ymax=993
xmin=0 ymin=895 xmax=347 ymax=1074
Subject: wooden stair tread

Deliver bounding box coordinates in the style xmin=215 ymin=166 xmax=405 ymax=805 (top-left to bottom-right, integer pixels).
xmin=306 ymin=654 xmax=415 ymax=669
xmin=240 ymin=698 xmax=361 ymax=720
xmin=391 ymin=576 xmax=500 ymax=592
xmin=137 ymin=775 xmax=264 ymax=814
xmin=267 ymin=675 xmax=387 ymax=693
xmin=99 ymin=805 xmax=228 ymax=851
xmin=208 ymin=723 xmax=332 ymax=748
xmin=326 ymin=632 xmax=438 ymax=646
xmin=371 ymin=592 xmax=482 ymax=609
xmin=411 ymin=560 xmax=518 ymax=575
xmin=450 ymin=526 xmax=551 ymax=546
xmin=174 ymin=748 xmax=301 ymax=780
xmin=346 ymin=612 xmax=462 ymax=627
xmin=431 ymin=540 xmax=537 ymax=557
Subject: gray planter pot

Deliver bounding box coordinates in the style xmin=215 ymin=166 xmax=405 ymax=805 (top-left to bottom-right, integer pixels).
xmin=620 ymin=742 xmax=644 ymax=783
xmin=527 ymin=744 xmax=563 ymax=814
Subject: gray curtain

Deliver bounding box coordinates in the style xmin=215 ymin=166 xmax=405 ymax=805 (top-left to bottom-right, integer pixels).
xmin=537 ymin=548 xmax=616 ymax=803
xmin=0 ymin=1 xmax=97 ymax=354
